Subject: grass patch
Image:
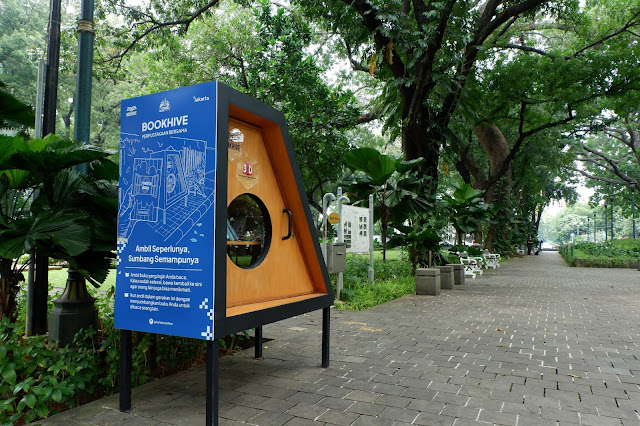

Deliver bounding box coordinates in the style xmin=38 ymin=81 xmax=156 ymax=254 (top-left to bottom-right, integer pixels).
xmin=332 ymin=253 xmax=414 ymax=310
xmin=48 ymin=268 xmax=116 ymax=291
xmin=350 ymin=249 xmax=404 ymax=261
xmin=560 ymin=240 xmax=640 ymax=268
xmin=335 ymin=275 xmax=415 ymax=311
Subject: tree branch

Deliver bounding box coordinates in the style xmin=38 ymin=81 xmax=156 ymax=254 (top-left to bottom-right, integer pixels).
xmin=569 ymin=10 xmax=640 ymax=58
xmin=485 ymin=105 xmax=575 ymax=189
xmin=341 ymin=0 xmax=407 ymax=78
xmin=572 ymin=167 xmax=638 ymax=189
xmin=344 ymin=40 xmax=370 ymax=73
xmin=97 ymin=0 xmax=222 ymax=65
xmin=501 ymin=43 xmax=554 ymax=57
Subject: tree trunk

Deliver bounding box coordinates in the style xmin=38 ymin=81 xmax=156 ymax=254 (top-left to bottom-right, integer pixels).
xmin=0 ymin=258 xmax=23 ymax=322
xmin=401 ymin=105 xmax=440 ymax=196
xmin=473 ymin=123 xmax=514 ymax=251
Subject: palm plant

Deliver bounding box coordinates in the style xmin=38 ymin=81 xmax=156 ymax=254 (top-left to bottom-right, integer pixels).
xmin=442 ymin=183 xmax=491 ymax=246
xmin=0 ymin=134 xmax=117 ymax=322
xmin=344 ymin=147 xmax=429 ymax=260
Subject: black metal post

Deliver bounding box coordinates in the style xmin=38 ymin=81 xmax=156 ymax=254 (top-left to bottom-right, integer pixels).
xmin=30 ymin=255 xmax=49 ymax=335
xmin=322 ymin=307 xmax=330 ymax=368
xmin=254 ymin=327 xmax=263 ymax=359
xmin=593 ymin=213 xmax=597 ymax=243
xmin=610 ymin=200 xmax=615 ymax=240
xmin=605 ymin=204 xmax=608 ymax=241
xmin=119 ymin=330 xmax=132 ymax=412
xmin=632 ymin=189 xmax=637 ymax=239
xmin=43 ymin=0 xmax=61 ymax=136
xmin=30 ymin=0 xmax=62 ymax=337
xmin=587 ymin=218 xmax=590 ymax=242
xmin=206 ymin=340 xmax=219 ymax=426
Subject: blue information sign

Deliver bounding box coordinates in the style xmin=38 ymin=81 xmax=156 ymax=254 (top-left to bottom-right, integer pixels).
xmin=115 ymin=82 xmax=217 ymax=340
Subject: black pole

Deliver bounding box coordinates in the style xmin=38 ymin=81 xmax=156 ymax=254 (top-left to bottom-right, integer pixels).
xmin=605 ymin=205 xmax=608 ymax=241
xmin=593 ymin=213 xmax=596 ymax=243
xmin=30 ymin=255 xmax=49 ymax=335
xmin=322 ymin=307 xmax=330 ymax=368
xmin=610 ymin=200 xmax=615 ymax=240
xmin=43 ymin=0 xmax=61 ymax=136
xmin=632 ymin=189 xmax=637 ymax=239
xmin=119 ymin=330 xmax=132 ymax=412
xmin=254 ymin=327 xmax=263 ymax=359
xmin=49 ymin=0 xmax=98 ymax=345
xmin=206 ymin=340 xmax=219 ymax=426
xmin=30 ymin=0 xmax=61 ymax=337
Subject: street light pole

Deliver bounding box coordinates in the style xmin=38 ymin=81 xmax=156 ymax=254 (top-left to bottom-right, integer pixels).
xmin=632 ymin=187 xmax=637 ymax=239
xmin=576 ymin=223 xmax=580 ymax=242
xmin=30 ymin=0 xmax=64 ymax=337
xmin=593 ymin=212 xmax=596 ymax=243
xmin=604 ymin=203 xmax=608 ymax=241
xmin=610 ymin=197 xmax=615 ymax=240
xmin=48 ymin=0 xmax=98 ymax=345
xmin=587 ymin=217 xmax=590 ymax=242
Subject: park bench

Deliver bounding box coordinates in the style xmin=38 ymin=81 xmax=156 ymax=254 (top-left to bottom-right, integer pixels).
xmin=515 ymin=246 xmax=525 ymax=255
xmin=458 ymin=251 xmax=483 ymax=279
xmin=482 ymin=249 xmax=500 ymax=269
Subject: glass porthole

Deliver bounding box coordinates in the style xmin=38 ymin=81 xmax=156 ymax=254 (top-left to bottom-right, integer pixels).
xmin=226 ymin=194 xmax=271 ymax=269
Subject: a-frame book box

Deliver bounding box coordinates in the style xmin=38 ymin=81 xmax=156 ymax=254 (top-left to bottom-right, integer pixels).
xmin=115 ymin=81 xmax=334 ymax=425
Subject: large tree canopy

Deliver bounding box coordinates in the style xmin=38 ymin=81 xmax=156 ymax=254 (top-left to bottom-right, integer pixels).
xmin=5 ymin=0 xmax=638 ymax=249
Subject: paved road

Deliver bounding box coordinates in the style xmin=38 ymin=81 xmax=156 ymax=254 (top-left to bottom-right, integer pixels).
xmin=38 ymin=251 xmax=640 ymax=425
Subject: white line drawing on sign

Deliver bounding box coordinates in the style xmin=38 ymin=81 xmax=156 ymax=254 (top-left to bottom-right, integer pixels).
xmin=118 ymin=136 xmax=215 ymax=245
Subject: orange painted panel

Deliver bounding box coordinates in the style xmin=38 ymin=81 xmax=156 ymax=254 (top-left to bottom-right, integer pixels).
xmin=226 ymin=119 xmax=325 ymax=312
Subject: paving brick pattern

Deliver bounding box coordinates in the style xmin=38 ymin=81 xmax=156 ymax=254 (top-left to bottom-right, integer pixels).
xmin=37 ymin=252 xmax=640 ymax=425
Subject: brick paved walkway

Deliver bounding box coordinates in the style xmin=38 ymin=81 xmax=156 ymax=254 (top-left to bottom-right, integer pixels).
xmin=38 ymin=252 xmax=640 ymax=425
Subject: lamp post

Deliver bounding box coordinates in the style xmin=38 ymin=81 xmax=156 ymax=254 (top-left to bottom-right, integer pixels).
xmin=604 ymin=202 xmax=608 ymax=241
xmin=587 ymin=217 xmax=590 ymax=242
xmin=631 ymin=186 xmax=636 ymax=239
xmin=610 ymin=197 xmax=615 ymax=240
xmin=48 ymin=0 xmax=98 ymax=345
xmin=593 ymin=212 xmax=597 ymax=243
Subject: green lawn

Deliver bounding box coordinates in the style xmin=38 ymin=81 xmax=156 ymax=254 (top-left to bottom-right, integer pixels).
xmin=352 ymin=249 xmax=403 ymax=261
xmin=48 ymin=268 xmax=116 ymax=291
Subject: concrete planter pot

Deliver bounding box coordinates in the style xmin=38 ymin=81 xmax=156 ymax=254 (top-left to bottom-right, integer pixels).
xmin=415 ymin=268 xmax=440 ymax=295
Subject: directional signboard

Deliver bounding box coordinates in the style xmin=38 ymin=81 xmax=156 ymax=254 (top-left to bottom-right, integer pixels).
xmin=116 ymin=82 xmax=217 ymax=340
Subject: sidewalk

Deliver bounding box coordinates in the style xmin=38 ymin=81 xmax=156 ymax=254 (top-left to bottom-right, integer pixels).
xmin=37 ymin=252 xmax=640 ymax=425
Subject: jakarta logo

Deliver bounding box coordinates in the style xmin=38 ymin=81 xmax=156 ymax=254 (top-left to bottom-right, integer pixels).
xmin=159 ymin=98 xmax=171 ymax=113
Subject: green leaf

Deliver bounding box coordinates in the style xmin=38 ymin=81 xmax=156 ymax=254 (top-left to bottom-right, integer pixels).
xmin=0 ymin=91 xmax=35 ymax=128
xmin=89 ymin=158 xmax=119 ymax=181
xmin=0 ymin=210 xmax=91 ymax=258
xmin=36 ymin=402 xmax=49 ymax=418
xmin=344 ymin=147 xmax=396 ymax=186
xmin=1 ymin=367 xmax=17 ymax=385
xmin=23 ymin=393 xmax=36 ymax=409
xmin=394 ymin=157 xmax=425 ymax=174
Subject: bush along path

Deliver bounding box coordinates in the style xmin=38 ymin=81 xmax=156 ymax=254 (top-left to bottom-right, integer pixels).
xmin=559 ymin=240 xmax=640 ymax=268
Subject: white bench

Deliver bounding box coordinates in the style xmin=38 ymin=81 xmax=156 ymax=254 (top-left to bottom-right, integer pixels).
xmin=482 ymin=250 xmax=500 ymax=269
xmin=458 ymin=252 xmax=483 ymax=278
